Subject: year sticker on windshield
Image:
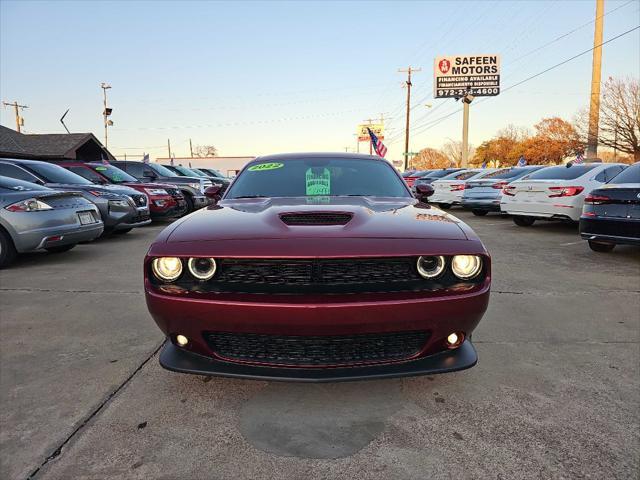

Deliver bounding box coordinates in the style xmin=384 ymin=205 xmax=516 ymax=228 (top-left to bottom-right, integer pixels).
xmin=248 ymin=162 xmax=284 ymax=172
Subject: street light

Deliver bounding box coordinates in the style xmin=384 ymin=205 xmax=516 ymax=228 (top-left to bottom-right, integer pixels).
xmin=100 ymin=83 xmax=113 ymax=148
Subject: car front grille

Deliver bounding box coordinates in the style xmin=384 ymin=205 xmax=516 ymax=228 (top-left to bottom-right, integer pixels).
xmin=164 ymin=187 xmax=184 ymax=199
xmin=280 ymin=212 xmax=353 ymax=226
xmin=130 ymin=194 xmax=147 ymax=207
xmin=204 ymin=330 xmax=429 ymax=366
xmin=162 ymin=257 xmax=486 ymax=294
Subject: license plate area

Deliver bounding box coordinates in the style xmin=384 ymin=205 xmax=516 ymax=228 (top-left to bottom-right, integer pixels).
xmin=78 ymin=211 xmax=96 ymax=225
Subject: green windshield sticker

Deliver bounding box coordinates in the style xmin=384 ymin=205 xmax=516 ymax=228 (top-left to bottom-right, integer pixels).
xmin=95 ymin=166 xmax=107 ymax=171
xmin=248 ymin=162 xmax=284 ymax=172
xmin=305 ymin=168 xmax=331 ymax=195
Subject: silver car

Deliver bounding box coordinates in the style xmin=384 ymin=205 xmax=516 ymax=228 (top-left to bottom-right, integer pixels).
xmin=461 ymin=166 xmax=546 ymax=216
xmin=0 ymin=176 xmax=104 ymax=268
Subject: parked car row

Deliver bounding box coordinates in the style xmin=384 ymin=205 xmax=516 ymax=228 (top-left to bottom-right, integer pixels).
xmin=408 ymin=162 xmax=640 ymax=252
xmin=0 ymin=157 xmax=232 ymax=267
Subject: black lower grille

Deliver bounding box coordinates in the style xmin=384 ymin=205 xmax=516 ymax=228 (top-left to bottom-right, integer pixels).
xmin=580 ymin=218 xmax=640 ymax=239
xmin=205 ymin=331 xmax=429 ymax=366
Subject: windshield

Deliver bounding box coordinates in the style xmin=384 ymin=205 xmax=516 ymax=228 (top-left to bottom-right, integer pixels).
xmin=608 ymin=163 xmax=639 ymax=184
xmin=26 ymin=162 xmax=93 ymax=185
xmin=440 ymin=170 xmax=480 ymax=181
xmin=175 ymin=165 xmax=205 ymax=177
xmin=149 ymin=163 xmax=179 ymax=177
xmin=0 ymin=176 xmax=51 ymax=192
xmin=226 ymin=157 xmax=410 ymax=199
xmin=526 ymin=164 xmax=598 ymax=180
xmin=90 ymin=164 xmax=138 ymax=183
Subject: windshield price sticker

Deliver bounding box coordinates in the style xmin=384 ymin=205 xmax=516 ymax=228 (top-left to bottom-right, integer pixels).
xmin=248 ymin=162 xmax=284 ymax=172
xmin=434 ymin=54 xmax=500 ymax=99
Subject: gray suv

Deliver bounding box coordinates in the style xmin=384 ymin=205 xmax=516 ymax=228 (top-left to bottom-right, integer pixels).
xmin=111 ymin=161 xmax=210 ymax=213
xmin=0 ymin=159 xmax=151 ymax=233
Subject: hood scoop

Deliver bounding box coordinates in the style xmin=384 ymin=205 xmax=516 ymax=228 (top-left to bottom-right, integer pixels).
xmin=279 ymin=212 xmax=353 ymax=226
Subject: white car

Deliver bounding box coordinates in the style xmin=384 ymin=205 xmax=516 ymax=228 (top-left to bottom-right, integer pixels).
xmin=500 ymin=162 xmax=626 ymax=226
xmin=430 ymin=168 xmax=499 ymax=209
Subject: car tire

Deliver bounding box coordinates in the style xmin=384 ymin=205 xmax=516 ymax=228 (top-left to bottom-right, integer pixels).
xmin=472 ymin=209 xmax=488 ymax=216
xmin=513 ymin=216 xmax=535 ymax=227
xmin=0 ymin=228 xmax=17 ymax=268
xmin=114 ymin=228 xmax=133 ymax=235
xmin=45 ymin=244 xmax=76 ymax=253
xmin=438 ymin=203 xmax=451 ymax=210
xmin=184 ymin=194 xmax=195 ymax=214
xmin=588 ymin=240 xmax=615 ymax=252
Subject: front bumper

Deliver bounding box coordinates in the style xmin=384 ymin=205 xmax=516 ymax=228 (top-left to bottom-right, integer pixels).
xmin=114 ymin=208 xmax=152 ymax=230
xmin=159 ymin=338 xmax=478 ymax=382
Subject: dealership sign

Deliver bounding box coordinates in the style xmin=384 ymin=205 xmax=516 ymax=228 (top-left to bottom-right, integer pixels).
xmin=357 ymin=123 xmax=384 ymax=142
xmin=433 ymin=54 xmax=500 ymax=98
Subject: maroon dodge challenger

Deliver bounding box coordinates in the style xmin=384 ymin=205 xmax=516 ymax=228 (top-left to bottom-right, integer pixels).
xmin=144 ymin=153 xmax=491 ymax=381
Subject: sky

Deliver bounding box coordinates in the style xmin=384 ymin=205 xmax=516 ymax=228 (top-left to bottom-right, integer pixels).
xmin=1 ymin=0 xmax=639 ymax=162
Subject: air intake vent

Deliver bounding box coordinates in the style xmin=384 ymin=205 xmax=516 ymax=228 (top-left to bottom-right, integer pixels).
xmin=280 ymin=212 xmax=353 ymax=226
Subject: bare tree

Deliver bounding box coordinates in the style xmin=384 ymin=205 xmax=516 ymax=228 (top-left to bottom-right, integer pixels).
xmin=441 ymin=139 xmax=474 ymax=167
xmin=193 ymin=145 xmax=218 ymax=157
xmin=599 ymin=77 xmax=639 ymax=161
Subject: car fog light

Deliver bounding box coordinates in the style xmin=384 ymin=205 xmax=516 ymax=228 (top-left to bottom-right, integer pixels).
xmin=152 ymin=257 xmax=183 ymax=281
xmin=187 ymin=257 xmax=217 ymax=280
xmin=176 ymin=334 xmax=189 ymax=346
xmin=451 ymin=255 xmax=482 ymax=280
xmin=446 ymin=332 xmax=464 ymax=348
xmin=416 ymin=255 xmax=446 ymax=279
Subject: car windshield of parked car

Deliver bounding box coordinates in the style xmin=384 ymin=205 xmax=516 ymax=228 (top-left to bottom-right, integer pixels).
xmin=525 ymin=164 xmax=599 ymax=180
xmin=439 ymin=170 xmax=480 ymax=181
xmin=480 ymin=167 xmax=531 ymax=179
xmin=174 ymin=165 xmax=204 ymax=177
xmin=149 ymin=163 xmax=179 ymax=177
xmin=226 ymin=158 xmax=411 ymax=198
xmin=91 ymin=164 xmax=139 ymax=183
xmin=26 ymin=162 xmax=93 ymax=185
xmin=608 ymin=163 xmax=638 ymax=184
xmin=0 ymin=176 xmax=50 ymax=191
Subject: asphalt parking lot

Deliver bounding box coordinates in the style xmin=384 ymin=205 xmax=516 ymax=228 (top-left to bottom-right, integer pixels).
xmin=1 ymin=211 xmax=638 ymax=480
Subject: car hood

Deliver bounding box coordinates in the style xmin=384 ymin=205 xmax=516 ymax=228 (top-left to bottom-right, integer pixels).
xmin=123 ymin=181 xmax=177 ymax=189
xmin=44 ymin=183 xmax=137 ymax=196
xmin=165 ymin=196 xmax=471 ymax=242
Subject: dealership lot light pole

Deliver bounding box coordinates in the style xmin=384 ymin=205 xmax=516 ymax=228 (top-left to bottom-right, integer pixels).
xmin=100 ymin=83 xmax=113 ymax=148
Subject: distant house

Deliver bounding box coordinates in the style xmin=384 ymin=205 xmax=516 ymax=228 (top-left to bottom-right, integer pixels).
xmin=0 ymin=125 xmax=115 ymax=162
xmin=155 ymin=156 xmax=255 ymax=177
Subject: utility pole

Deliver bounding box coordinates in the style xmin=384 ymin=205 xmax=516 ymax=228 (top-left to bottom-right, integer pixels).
xmin=586 ymin=0 xmax=604 ymax=158
xmin=100 ymin=83 xmax=113 ymax=148
xmin=399 ymin=67 xmax=421 ymax=171
xmin=189 ymin=138 xmax=194 ymax=157
xmin=2 ymin=101 xmax=28 ymax=133
xmin=167 ymin=139 xmax=172 ymax=158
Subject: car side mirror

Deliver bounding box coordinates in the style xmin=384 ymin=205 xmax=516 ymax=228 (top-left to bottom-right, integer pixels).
xmin=415 ymin=184 xmax=434 ymax=202
xmin=204 ymin=185 xmax=222 ymax=203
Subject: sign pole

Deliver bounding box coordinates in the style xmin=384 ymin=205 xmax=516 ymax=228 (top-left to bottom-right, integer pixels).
xmin=462 ymin=101 xmax=470 ymax=167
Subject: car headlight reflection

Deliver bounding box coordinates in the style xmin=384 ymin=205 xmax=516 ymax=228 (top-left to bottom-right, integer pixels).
xmin=187 ymin=257 xmax=217 ymax=280
xmin=416 ymin=256 xmax=446 ymax=279
xmin=451 ymin=255 xmax=482 ymax=280
xmin=152 ymin=257 xmax=183 ymax=281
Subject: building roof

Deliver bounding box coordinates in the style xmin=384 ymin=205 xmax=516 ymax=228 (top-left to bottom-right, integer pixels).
xmin=0 ymin=125 xmax=114 ymax=161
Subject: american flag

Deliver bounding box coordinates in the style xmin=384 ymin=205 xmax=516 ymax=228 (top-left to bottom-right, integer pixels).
xmin=517 ymin=155 xmax=527 ymax=167
xmin=574 ymin=152 xmax=584 ymax=164
xmin=142 ymin=153 xmax=150 ymax=164
xmin=481 ymin=161 xmax=487 ymax=169
xmin=367 ymin=128 xmax=388 ymax=158
xmin=170 ymin=156 xmax=175 ymax=166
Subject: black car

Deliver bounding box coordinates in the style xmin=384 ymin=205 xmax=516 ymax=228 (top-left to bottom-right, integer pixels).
xmin=0 ymin=158 xmax=150 ymax=234
xmin=111 ymin=161 xmax=210 ymax=213
xmin=580 ymin=162 xmax=640 ymax=252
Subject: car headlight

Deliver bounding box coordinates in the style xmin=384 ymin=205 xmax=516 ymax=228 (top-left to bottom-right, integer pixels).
xmin=5 ymin=198 xmax=53 ymax=212
xmin=152 ymin=257 xmax=183 ymax=281
xmin=451 ymin=255 xmax=482 ymax=280
xmin=187 ymin=182 xmax=201 ymax=191
xmin=187 ymin=257 xmax=217 ymax=280
xmin=145 ymin=188 xmax=167 ymax=195
xmin=108 ymin=199 xmax=130 ymax=207
xmin=416 ymin=256 xmax=446 ymax=279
